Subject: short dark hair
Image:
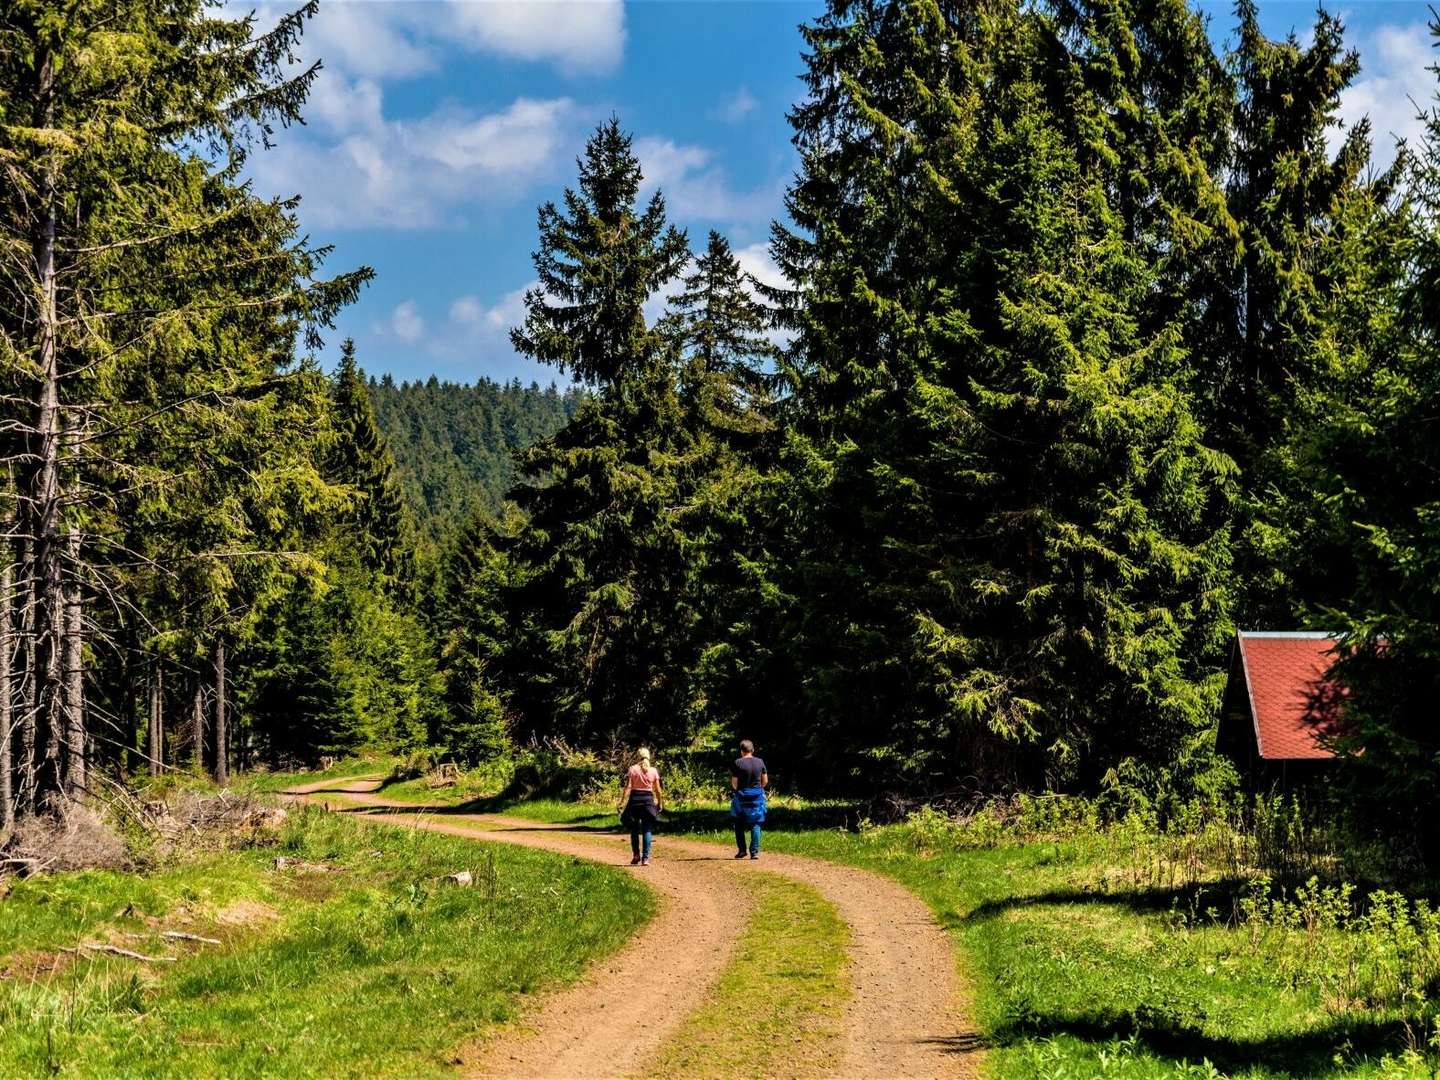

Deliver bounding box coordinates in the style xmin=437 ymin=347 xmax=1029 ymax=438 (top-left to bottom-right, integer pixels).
xmin=739 ymin=739 xmax=754 ymax=755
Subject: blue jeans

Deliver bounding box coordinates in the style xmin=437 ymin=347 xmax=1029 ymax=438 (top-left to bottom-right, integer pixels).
xmin=630 ymin=826 xmax=652 ymax=859
xmin=735 ymin=823 xmax=761 ymax=856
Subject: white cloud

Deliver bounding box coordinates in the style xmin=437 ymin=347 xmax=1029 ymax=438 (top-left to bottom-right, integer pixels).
xmin=449 ymin=282 xmax=536 ymax=333
xmin=304 ymin=71 xmax=384 ymax=137
xmin=240 ymin=0 xmax=620 ymax=227
xmin=449 ymin=295 xmax=486 ymax=325
xmin=295 ymin=2 xmax=437 ymax=79
xmin=1338 ymin=22 xmax=1433 ymax=167
xmin=251 ymin=94 xmax=581 ymax=228
xmin=241 ymin=0 xmax=625 ymax=79
xmin=635 ymin=136 xmax=782 ymax=229
xmin=449 ymin=296 xmax=483 ymax=325
xmin=481 ymin=282 xmax=537 ymax=331
xmin=444 ymin=0 xmax=626 ymax=76
xmin=733 ymin=241 xmax=787 ymax=292
xmin=391 ymin=300 xmax=426 ymax=342
xmin=717 ymin=87 xmax=759 ymax=124
xmin=387 ymin=281 xmax=557 ymax=383
xmin=407 ymin=99 xmax=575 ymax=173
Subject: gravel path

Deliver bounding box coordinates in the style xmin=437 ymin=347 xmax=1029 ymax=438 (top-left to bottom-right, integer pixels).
xmin=284 ymin=779 xmax=982 ymax=1079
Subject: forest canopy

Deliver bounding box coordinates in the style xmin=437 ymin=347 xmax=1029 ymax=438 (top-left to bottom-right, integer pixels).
xmin=3 ymin=0 xmax=1440 ymax=861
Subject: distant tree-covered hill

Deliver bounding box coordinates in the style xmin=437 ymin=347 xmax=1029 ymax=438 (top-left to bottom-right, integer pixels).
xmin=368 ymin=374 xmax=584 ymax=546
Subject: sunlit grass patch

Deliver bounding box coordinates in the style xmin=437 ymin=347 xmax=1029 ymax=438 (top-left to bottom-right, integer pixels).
xmin=0 ymin=804 xmax=653 ymax=1078
xmin=651 ymin=871 xmax=851 ymax=1078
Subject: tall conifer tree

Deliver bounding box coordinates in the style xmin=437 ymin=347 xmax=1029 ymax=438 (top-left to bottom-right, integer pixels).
xmin=772 ymin=0 xmax=1232 ymax=788
xmin=498 ymin=119 xmax=697 ymax=746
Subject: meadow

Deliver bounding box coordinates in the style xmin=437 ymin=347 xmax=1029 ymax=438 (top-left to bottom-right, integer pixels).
xmin=0 ymin=799 xmax=650 ymax=1078
xmin=326 ymin=754 xmax=1440 ymax=1078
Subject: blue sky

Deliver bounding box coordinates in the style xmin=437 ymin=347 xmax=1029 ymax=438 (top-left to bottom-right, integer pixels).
xmin=243 ymin=0 xmax=1437 ymax=387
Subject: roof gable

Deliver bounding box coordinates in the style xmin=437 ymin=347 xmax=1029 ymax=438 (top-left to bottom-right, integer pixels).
xmin=1233 ymin=631 xmax=1345 ymax=761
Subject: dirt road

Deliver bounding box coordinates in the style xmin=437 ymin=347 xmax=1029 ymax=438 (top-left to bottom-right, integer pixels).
xmin=285 ymin=779 xmax=982 ymax=1079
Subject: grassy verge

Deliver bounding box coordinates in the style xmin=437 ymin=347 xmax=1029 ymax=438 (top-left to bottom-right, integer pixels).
xmin=651 ymin=871 xmax=851 ymax=1078
xmin=0 ymin=804 xmax=652 ymax=1078
xmin=455 ymin=797 xmax=1436 ymax=1078
xmin=269 ymin=761 xmax=1440 ymax=1076
xmin=239 ymin=754 xmax=399 ymax=794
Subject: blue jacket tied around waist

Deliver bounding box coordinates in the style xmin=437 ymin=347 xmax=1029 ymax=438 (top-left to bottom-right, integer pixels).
xmin=731 ymin=786 xmax=767 ymax=825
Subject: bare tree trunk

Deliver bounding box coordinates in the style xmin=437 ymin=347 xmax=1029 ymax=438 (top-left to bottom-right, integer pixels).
xmin=1 ymin=537 xmax=13 ymax=838
xmin=116 ymin=640 xmax=131 ymax=782
xmin=62 ymin=529 xmax=84 ymax=797
xmin=213 ymin=639 xmax=227 ymax=785
xmin=192 ymin=675 xmax=204 ymax=774
xmin=19 ymin=543 xmax=36 ymax=810
xmin=29 ymin=42 xmax=66 ymax=804
xmin=147 ymin=666 xmax=162 ymax=778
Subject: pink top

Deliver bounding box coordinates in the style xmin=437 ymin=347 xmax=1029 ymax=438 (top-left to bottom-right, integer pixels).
xmin=626 ymin=764 xmax=660 ymax=791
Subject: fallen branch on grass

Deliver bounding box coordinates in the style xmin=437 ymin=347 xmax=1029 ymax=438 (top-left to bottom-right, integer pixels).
xmin=162 ymin=931 xmax=221 ymax=945
xmin=64 ymin=942 xmax=177 ymax=963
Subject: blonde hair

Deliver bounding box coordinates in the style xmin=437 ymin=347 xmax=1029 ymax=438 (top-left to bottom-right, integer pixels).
xmin=636 ymin=747 xmax=651 ymax=764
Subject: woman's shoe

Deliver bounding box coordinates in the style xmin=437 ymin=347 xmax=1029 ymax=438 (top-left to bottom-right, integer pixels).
xmin=641 ymin=856 xmax=651 ymax=866
xmin=749 ymin=854 xmax=759 ymax=860
xmin=630 ymin=856 xmax=641 ymax=866
xmin=734 ymin=851 xmax=748 ymax=859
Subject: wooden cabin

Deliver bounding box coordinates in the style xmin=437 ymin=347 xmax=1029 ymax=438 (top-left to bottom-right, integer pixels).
xmin=1218 ymin=631 xmax=1347 ymax=786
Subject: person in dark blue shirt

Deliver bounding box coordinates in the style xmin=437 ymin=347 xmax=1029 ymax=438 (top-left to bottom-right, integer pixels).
xmin=730 ymin=740 xmax=768 ymax=859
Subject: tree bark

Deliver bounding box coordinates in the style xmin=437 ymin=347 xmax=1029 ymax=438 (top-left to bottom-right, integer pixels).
xmin=116 ymin=638 xmax=131 ymax=782
xmin=213 ymin=639 xmax=227 ymax=785
xmin=147 ymin=666 xmax=162 ymax=778
xmin=192 ymin=675 xmax=204 ymax=774
xmin=62 ymin=529 xmax=84 ymax=797
xmin=19 ymin=541 xmax=37 ymax=810
xmin=1 ymin=535 xmax=13 ymax=837
xmin=29 ymin=41 xmax=66 ymax=803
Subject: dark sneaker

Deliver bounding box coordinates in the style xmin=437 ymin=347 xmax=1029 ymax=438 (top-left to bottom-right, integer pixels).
xmin=630 ymin=856 xmax=641 ymax=866
xmin=734 ymin=851 xmax=748 ymax=859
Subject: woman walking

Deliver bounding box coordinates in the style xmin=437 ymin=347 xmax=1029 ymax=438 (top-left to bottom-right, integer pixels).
xmin=618 ymin=747 xmax=663 ymax=866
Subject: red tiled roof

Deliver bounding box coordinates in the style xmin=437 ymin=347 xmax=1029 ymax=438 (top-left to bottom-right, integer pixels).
xmin=1235 ymin=632 xmax=1346 ymax=760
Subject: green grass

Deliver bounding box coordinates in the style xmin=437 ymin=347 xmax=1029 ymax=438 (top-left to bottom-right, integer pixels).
xmin=0 ymin=804 xmax=653 ymax=1078
xmin=463 ymin=797 xmax=1438 ymax=1078
xmin=240 ymin=754 xmax=399 ymax=794
xmin=650 ymin=871 xmax=851 ymax=1078
xmin=242 ymin=762 xmax=1440 ymax=1077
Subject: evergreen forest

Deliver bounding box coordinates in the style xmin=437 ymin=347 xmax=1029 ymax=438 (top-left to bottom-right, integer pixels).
xmin=5 ymin=0 xmax=1440 ymax=867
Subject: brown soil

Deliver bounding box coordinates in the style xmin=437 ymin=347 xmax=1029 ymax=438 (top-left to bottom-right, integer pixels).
xmin=284 ymin=778 xmax=982 ymax=1079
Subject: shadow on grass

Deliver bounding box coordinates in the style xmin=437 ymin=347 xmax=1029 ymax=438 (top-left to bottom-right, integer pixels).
xmin=962 ymin=879 xmax=1261 ymax=924
xmin=430 ymin=800 xmax=858 ymax=837
xmin=996 ymin=1009 xmax=1424 ymax=1077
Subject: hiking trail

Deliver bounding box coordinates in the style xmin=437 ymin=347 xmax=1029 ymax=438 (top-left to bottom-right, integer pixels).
xmin=283 ymin=778 xmax=982 ymax=1079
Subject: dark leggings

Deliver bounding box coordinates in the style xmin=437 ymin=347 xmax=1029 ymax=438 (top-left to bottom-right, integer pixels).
xmin=735 ymin=822 xmax=761 ymax=856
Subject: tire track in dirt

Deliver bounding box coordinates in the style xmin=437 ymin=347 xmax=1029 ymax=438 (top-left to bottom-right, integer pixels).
xmin=283 ymin=779 xmax=982 ymax=1078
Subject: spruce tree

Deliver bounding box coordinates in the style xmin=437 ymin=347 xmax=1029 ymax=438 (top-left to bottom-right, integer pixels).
xmin=662 ymin=231 xmax=784 ymax=744
xmin=0 ymin=0 xmax=368 ymax=803
xmin=497 ymin=118 xmax=698 ymax=747
xmin=1281 ymin=23 xmax=1432 ymax=853
xmin=435 ymin=510 xmax=512 ymax=763
xmin=330 ymin=340 xmax=418 ymax=593
xmin=772 ymin=0 xmax=1233 ymax=788
xmin=1202 ymin=4 xmax=1381 ymax=624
